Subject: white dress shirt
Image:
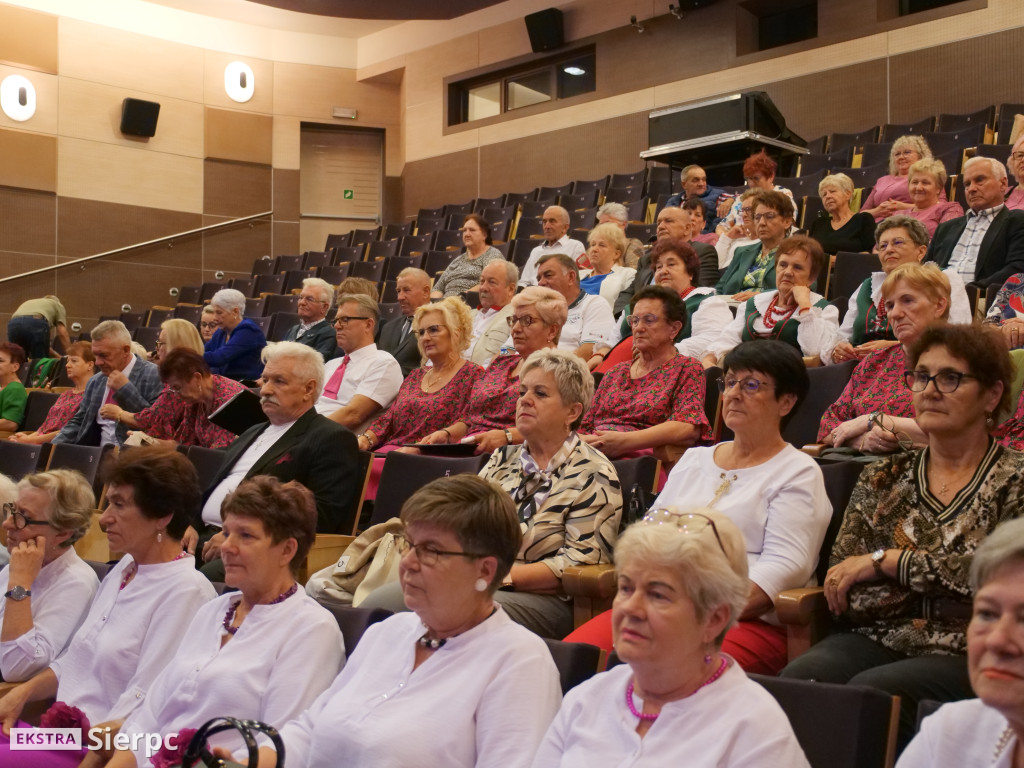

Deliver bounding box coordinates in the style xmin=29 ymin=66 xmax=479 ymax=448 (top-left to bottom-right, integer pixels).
xmin=675 ymin=290 xmax=734 ymax=360
xmin=49 ymin=554 xmax=216 ymax=724
xmin=98 ymin=354 xmax=137 ymax=446
xmin=122 ymin=590 xmax=344 ymax=766
xmin=519 ymin=236 xmax=587 ymax=287
xmin=314 ymin=344 xmax=403 ymax=429
xmin=0 ymin=548 xmax=99 ymax=681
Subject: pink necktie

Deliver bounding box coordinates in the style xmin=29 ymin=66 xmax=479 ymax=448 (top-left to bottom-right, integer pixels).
xmin=322 ymin=357 xmax=349 ymax=400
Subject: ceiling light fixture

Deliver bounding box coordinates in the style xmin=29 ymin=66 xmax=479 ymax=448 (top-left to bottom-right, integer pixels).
xmin=563 ymin=66 xmax=586 ymax=76
xmin=224 ymin=62 xmax=255 ymax=103
xmin=0 ymin=75 xmax=36 ymax=121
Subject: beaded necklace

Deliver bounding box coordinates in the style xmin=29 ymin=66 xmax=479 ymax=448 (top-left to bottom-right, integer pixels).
xmin=222 ymin=582 xmax=298 ymax=635
xmin=994 ymin=727 xmax=1015 ymax=764
xmin=119 ymin=550 xmax=188 ymax=591
xmin=625 ymin=656 xmax=729 ymax=722
xmin=761 ymin=294 xmax=797 ymax=330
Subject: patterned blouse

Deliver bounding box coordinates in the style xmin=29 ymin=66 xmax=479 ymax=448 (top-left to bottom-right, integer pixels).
xmin=133 ymin=375 xmax=246 ymax=449
xmin=817 ymin=345 xmax=913 ymax=441
xmin=480 ymin=439 xmax=622 ymax=579
xmin=367 ymin=362 xmax=482 ymax=448
xmin=581 ymin=354 xmax=712 ymax=443
xmin=984 ymin=272 xmax=1024 ymax=324
xmin=36 ymin=389 xmax=85 ymax=435
xmin=432 ymin=247 xmax=504 ymax=298
xmin=831 ymin=440 xmax=1024 ymax=656
xmin=464 ymin=353 xmax=522 ymax=434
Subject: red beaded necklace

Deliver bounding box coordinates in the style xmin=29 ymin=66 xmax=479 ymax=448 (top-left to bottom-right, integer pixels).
xmin=625 ymin=656 xmax=729 ymax=722
xmin=761 ymin=293 xmax=797 ymax=330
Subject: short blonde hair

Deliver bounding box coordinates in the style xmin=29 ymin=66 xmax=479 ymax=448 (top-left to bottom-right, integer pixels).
xmin=881 ymin=262 xmax=951 ymax=320
xmin=520 ymin=348 xmax=594 ymax=429
xmin=511 ymin=286 xmax=568 ymax=330
xmin=160 ymin=318 xmax=205 ymax=355
xmin=908 ymin=158 xmax=948 ymax=189
xmin=18 ymin=470 xmax=95 ymax=547
xmin=890 ymin=135 xmax=933 ymax=176
xmin=818 ymin=173 xmax=854 ymax=198
xmin=413 ymin=296 xmax=474 ymax=356
xmin=587 ymin=222 xmax=628 ymax=261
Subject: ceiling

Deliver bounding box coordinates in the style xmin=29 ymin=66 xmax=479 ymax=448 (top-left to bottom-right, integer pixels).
xmin=248 ymin=0 xmax=512 ymax=20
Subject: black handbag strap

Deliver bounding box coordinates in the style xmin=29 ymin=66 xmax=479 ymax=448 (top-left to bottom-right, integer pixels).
xmin=181 ymin=717 xmax=285 ymax=768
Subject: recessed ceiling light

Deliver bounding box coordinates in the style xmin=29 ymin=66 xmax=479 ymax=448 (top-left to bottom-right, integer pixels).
xmin=563 ymin=66 xmax=586 ymax=76
xmin=0 ymin=75 xmax=36 ymax=121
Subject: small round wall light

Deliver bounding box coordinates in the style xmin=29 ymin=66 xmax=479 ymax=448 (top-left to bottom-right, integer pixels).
xmin=224 ymin=62 xmax=255 ymax=103
xmin=0 ymin=75 xmax=36 ymax=121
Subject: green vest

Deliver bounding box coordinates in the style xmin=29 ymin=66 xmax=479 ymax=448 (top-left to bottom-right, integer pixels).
xmin=740 ymin=295 xmax=831 ymax=348
xmin=620 ymin=290 xmax=711 ymax=342
xmin=850 ymin=278 xmax=897 ymax=346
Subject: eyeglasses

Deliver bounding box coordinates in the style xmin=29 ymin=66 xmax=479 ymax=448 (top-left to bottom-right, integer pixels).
xmin=507 ymin=315 xmax=539 ymax=328
xmin=640 ymin=510 xmax=726 ymax=555
xmin=866 ymin=412 xmax=914 ymax=452
xmin=415 ymin=325 xmax=444 ymax=338
xmin=200 ymin=322 xmax=218 ymax=330
xmin=298 ymin=295 xmax=327 ymax=304
xmin=903 ymin=370 xmax=978 ymax=393
xmin=155 ymin=341 xmax=167 ymax=348
xmin=877 ymin=238 xmax=909 ymax=252
xmin=2 ymin=503 xmax=51 ymax=531
xmin=334 ymin=316 xmax=371 ymax=326
xmin=740 ymin=207 xmax=753 ymax=215
xmin=625 ymin=314 xmax=663 ymax=328
xmin=1012 ymin=152 xmax=1024 ymax=162
xmin=395 ymin=534 xmax=486 ymax=566
xmin=752 ymin=213 xmax=779 ymax=223
xmin=893 ymin=149 xmax=917 ymax=158
xmin=717 ymin=376 xmax=773 ymax=395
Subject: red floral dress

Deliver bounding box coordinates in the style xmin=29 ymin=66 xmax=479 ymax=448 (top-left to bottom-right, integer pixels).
xmin=133 ymin=375 xmax=246 ymax=449
xmin=368 ymin=362 xmax=483 ymax=448
xmin=464 ymin=353 xmax=522 ymax=434
xmin=36 ymin=389 xmax=85 ymax=435
xmin=817 ymin=345 xmax=913 ymax=441
xmin=581 ymin=354 xmax=711 ymax=442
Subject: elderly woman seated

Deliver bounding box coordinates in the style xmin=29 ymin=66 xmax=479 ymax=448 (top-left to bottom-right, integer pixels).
xmin=203 ymin=288 xmax=267 ymax=382
xmin=105 ymin=477 xmax=343 ymax=767
xmin=828 ymin=216 xmax=971 ymax=365
xmin=0 ymin=447 xmax=216 ymax=766
xmin=579 ymin=223 xmax=636 ymax=310
xmin=807 ymin=173 xmax=876 ymax=255
xmin=432 ymin=213 xmax=504 ymax=299
xmin=247 ymin=475 xmax=562 ymax=768
xmin=567 ymin=341 xmax=831 ymax=675
xmin=423 ymin=287 xmax=566 ymax=455
xmin=714 ymin=189 xmax=759 ymax=272
xmin=861 ymin=135 xmax=938 ymax=222
xmin=1006 ymin=135 xmax=1024 ymax=211
xmin=782 ymin=324 xmax=1024 ymax=750
xmin=99 ymin=349 xmax=246 ymax=449
xmin=533 ymin=509 xmax=809 ymax=767
xmin=704 ymin=235 xmax=838 ymax=366
xmin=906 ymin=158 xmax=964 ymax=237
xmin=819 ymin=262 xmax=950 ymax=453
xmin=152 ymin=318 xmax=204 ymax=363
xmin=897 ymin=517 xmax=1024 ymax=767
xmin=0 ymin=471 xmax=98 ymax=682
xmin=715 ymin=190 xmax=796 ymax=300
xmin=8 ymin=342 xmax=94 ymax=444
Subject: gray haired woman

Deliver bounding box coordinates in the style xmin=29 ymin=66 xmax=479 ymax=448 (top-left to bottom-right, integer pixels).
xmin=861 ymin=134 xmax=936 ymax=221
xmin=203 ymin=288 xmax=267 ymax=381
xmin=532 ymin=509 xmax=809 ymax=767
xmin=807 ymin=172 xmax=875 ymax=255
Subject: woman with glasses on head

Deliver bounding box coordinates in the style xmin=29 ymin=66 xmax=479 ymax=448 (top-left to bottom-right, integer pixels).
xmin=422 ymin=287 xmax=566 ymax=456
xmin=828 ymin=216 xmax=971 ymax=365
xmin=9 ymin=342 xmax=95 ymax=445
xmin=703 ymin=235 xmax=839 ymax=367
xmin=783 ymin=323 xmax=1024 ymax=751
xmin=431 ymin=213 xmax=504 ymax=299
xmin=861 ymin=135 xmax=940 ymax=222
xmin=239 ymin=475 xmax=561 ymax=768
xmin=0 ymin=471 xmax=98 ymax=683
xmin=536 ymin=509 xmax=809 ymax=767
xmin=568 ymin=340 xmax=830 ymax=675
xmin=715 ymin=190 xmax=796 ymax=301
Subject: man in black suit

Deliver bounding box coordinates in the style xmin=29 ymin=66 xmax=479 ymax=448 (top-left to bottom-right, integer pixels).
xmin=613 ymin=206 xmax=719 ymax=315
xmin=926 ymin=156 xmax=1024 ymax=288
xmin=378 ymin=267 xmax=432 ymax=376
xmin=187 ymin=341 xmax=359 ymax=578
xmin=282 ymin=277 xmax=337 ymax=360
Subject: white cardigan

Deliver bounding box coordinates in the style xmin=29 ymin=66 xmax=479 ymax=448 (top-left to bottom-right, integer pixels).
xmin=580 ymin=265 xmax=637 ymax=311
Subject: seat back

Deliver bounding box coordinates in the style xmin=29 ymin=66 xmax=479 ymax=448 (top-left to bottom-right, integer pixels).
xmin=915 ymin=698 xmax=942 ymax=731
xmin=47 ymin=443 xmax=112 ymax=497
xmin=22 ymin=390 xmax=60 ymax=433
xmin=186 ymin=445 xmax=228 ymax=493
xmin=830 ymin=251 xmax=878 ymax=302
xmin=612 ymin=455 xmax=661 ymax=528
xmin=173 ymin=304 xmax=203 ymax=324
xmin=322 ymin=605 xmax=393 ymax=653
xmin=816 ymin=460 xmax=866 ymax=583
xmin=348 ymin=451 xmax=374 ymax=535
xmin=542 ymin=639 xmax=603 ymax=694
xmin=0 ymin=441 xmax=46 ymax=480
xmin=264 ymin=294 xmax=299 ymax=316
xmin=780 ymin=360 xmax=858 ymax=447
xmin=369 ymin=452 xmax=489 ymax=527
xmin=132 ymin=326 xmax=161 ymax=354
xmin=880 ymin=117 xmax=935 ymax=143
xmin=749 ymin=674 xmax=899 ymax=768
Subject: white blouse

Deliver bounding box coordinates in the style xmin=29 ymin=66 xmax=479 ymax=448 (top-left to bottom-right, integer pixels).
xmin=897 ymin=698 xmax=1013 ymax=768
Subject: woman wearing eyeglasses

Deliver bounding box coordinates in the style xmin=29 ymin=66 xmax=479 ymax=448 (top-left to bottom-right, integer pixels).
xmin=861 ymin=135 xmax=939 ymax=222
xmin=703 ymin=235 xmax=839 ymax=367
xmin=422 ymin=287 xmax=566 ymax=455
xmin=240 ymin=475 xmax=561 ymax=768
xmin=357 ymin=297 xmax=482 ymax=452
xmin=0 ymin=471 xmax=97 ymax=683
xmin=715 ymin=190 xmax=796 ymax=301
xmin=1005 ymin=136 xmax=1024 ymax=211
xmin=567 ymin=340 xmax=829 ymax=675
xmin=199 ymin=306 xmax=218 ymax=343
xmin=783 ymin=323 xmax=1024 ymax=751
xmin=534 ymin=509 xmax=809 ymax=768
xmin=828 ymin=216 xmax=972 ymax=365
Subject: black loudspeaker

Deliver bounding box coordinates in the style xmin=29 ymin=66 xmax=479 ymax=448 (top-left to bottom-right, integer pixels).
xmin=120 ymin=97 xmax=160 ymax=138
xmin=525 ymin=8 xmax=564 ymax=53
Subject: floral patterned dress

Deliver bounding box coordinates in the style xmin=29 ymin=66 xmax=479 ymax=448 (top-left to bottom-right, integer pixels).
xmin=35 ymin=389 xmax=85 ymax=435
xmin=818 ymin=345 xmax=913 ymax=441
xmin=133 ymin=375 xmax=246 ymax=449
xmin=463 ymin=353 xmax=522 ymax=434
xmin=581 ymin=354 xmax=711 ymax=442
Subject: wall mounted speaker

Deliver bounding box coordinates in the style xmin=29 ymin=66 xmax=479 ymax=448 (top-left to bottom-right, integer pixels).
xmin=120 ymin=97 xmax=160 ymax=138
xmin=525 ymin=8 xmax=564 ymax=53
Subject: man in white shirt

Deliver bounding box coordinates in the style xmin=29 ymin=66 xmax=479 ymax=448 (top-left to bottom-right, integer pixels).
xmin=535 ymin=253 xmax=618 ymax=367
xmin=316 ymin=293 xmax=403 ymax=431
xmin=518 ymin=206 xmax=587 ymax=287
xmin=466 ymin=260 xmax=518 ymax=366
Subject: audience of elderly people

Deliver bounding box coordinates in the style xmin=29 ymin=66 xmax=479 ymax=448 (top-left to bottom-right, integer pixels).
xmin=519 ymin=205 xmax=587 ymax=287
xmin=861 ymin=135 xmax=937 ymax=221
xmin=716 ymin=191 xmax=796 ymax=300
xmin=0 ymin=344 xmax=27 ymax=433
xmin=432 ymin=214 xmax=505 ymax=299
xmin=284 ymin=277 xmax=339 ymax=360
xmin=8 ymin=342 xmax=94 ymax=444
xmin=467 ymin=260 xmax=518 ymax=366
xmin=579 ymin=223 xmax=637 ymax=310
xmin=203 ymin=288 xmax=267 ymax=382
xmin=807 ymin=173 xmax=876 ymax=254
xmin=907 ymin=158 xmax=964 ymax=237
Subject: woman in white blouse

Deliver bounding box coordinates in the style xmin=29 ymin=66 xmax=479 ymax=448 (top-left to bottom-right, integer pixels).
xmin=0 ymin=470 xmax=98 ymax=682
xmin=579 ymin=223 xmax=636 ymax=310
xmin=0 ymin=447 xmax=216 ymax=766
xmin=107 ymin=476 xmax=344 ymax=767
xmin=241 ymin=474 xmax=561 ymax=768
xmin=533 ymin=509 xmax=809 ymax=768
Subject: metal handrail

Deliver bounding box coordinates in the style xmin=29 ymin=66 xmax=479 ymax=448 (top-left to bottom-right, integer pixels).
xmin=0 ymin=210 xmax=273 ymax=285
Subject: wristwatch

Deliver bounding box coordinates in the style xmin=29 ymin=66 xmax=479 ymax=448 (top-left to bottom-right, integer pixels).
xmin=871 ymin=548 xmax=886 ymax=577
xmin=4 ymin=586 xmax=31 ymax=601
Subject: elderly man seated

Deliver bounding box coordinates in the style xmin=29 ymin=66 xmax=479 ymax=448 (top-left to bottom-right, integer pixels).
xmin=519 ymin=205 xmax=587 ymax=286
xmin=379 ymin=267 xmax=432 ymax=377
xmin=665 ymin=164 xmax=726 ymax=232
xmin=596 ymin=202 xmax=645 ymax=268
xmin=466 ymin=260 xmax=518 ymax=366
xmin=316 ymin=293 xmax=403 ymax=431
xmin=53 ymin=320 xmax=162 ymax=447
xmin=284 ymin=277 xmax=338 ymax=360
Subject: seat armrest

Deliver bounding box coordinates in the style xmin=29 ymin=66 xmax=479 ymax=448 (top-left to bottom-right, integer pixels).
xmin=562 ymin=563 xmax=616 ymax=599
xmin=801 ymin=443 xmax=827 ymax=457
xmin=299 ymin=534 xmax=354 ymax=584
xmin=776 ymin=587 xmax=827 ymax=625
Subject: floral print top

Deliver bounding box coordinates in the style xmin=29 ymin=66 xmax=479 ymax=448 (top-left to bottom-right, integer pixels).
xmin=581 ymin=354 xmax=711 ymax=442
xmin=464 ymin=353 xmax=522 ymax=434
xmin=818 ymin=345 xmax=913 ymax=441
xmin=36 ymin=389 xmax=85 ymax=435
xmin=133 ymin=375 xmax=246 ymax=449
xmin=367 ymin=362 xmax=482 ymax=448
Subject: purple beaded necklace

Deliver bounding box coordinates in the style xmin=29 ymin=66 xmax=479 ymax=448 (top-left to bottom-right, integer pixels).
xmin=625 ymin=656 xmax=729 ymax=722
xmin=223 ymin=582 xmax=298 ymax=635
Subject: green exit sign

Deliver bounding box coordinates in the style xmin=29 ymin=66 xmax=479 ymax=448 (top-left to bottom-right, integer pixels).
xmin=343 ymin=189 xmax=354 ymax=200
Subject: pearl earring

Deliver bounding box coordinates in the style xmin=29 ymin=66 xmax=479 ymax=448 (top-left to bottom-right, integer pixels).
xmin=157 ymin=530 xmax=163 ymax=543
xmin=474 ymin=578 xmax=488 ymax=592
